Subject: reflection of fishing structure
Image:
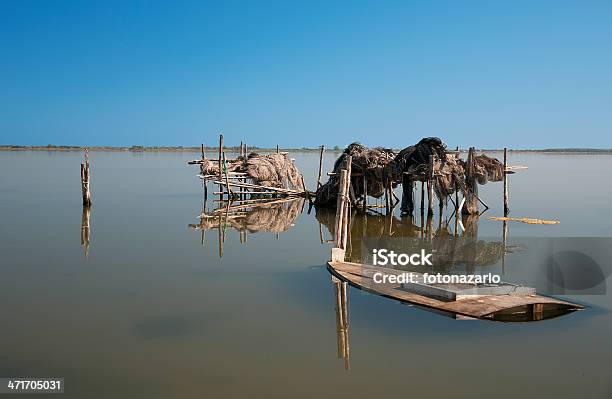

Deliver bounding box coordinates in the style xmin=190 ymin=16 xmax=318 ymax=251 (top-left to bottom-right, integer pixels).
xmin=325 ymin=166 xmax=583 ymax=323
xmin=188 ymin=197 xmax=305 ymax=257
xmin=317 ymin=208 xmax=513 ymax=274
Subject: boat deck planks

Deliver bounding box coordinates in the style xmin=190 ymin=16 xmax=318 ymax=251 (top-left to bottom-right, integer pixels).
xmin=327 ymin=261 xmax=583 ymax=320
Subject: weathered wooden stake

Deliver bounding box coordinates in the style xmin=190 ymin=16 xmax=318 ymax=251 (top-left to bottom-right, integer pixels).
xmin=218 ymin=134 xmax=224 ymax=202
xmin=503 ymin=147 xmax=509 ymax=216
xmin=455 ymin=146 xmax=460 ymax=213
xmin=462 ymin=147 xmax=479 ymax=215
xmin=362 ymin=172 xmax=367 ymax=211
xmin=427 ymin=154 xmax=434 ymax=215
xmin=317 ymin=145 xmax=325 ymax=189
xmin=80 ymin=149 xmax=92 ymax=206
xmin=342 ymin=157 xmax=352 ymax=252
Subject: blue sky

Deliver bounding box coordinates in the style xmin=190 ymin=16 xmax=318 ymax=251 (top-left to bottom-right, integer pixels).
xmin=1 ymin=0 xmax=611 ymax=149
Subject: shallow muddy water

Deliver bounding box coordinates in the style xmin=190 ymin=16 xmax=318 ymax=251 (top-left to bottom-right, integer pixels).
xmin=0 ymin=150 xmax=611 ymax=398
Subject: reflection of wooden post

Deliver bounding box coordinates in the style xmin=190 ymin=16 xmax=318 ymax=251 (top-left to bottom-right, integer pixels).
xmin=218 ymin=215 xmax=223 ymax=258
xmin=503 ymin=147 xmax=509 ymax=216
xmin=333 ymin=279 xmax=350 ymax=370
xmin=80 ymin=205 xmax=91 ymax=258
xmin=317 ymin=145 xmax=325 ymax=189
xmin=80 ymin=149 xmax=91 ymax=206
xmin=501 ymin=219 xmax=508 ymax=275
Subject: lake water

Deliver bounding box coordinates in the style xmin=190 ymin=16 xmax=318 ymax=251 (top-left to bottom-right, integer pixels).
xmin=0 ymin=150 xmax=611 ymax=398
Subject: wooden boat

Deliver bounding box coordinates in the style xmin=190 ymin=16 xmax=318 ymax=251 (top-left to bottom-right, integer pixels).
xmin=326 ymin=163 xmax=584 ymax=322
xmin=327 ymin=261 xmax=583 ymax=321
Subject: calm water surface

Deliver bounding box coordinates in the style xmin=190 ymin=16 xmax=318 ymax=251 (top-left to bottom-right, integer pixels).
xmin=0 ymin=150 xmax=611 ymax=398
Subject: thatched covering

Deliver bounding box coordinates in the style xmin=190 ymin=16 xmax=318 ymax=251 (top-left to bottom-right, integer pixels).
xmin=200 ymin=152 xmax=305 ymax=190
xmin=315 ymin=137 xmax=505 ymax=208
xmin=471 ymin=154 xmax=504 ymax=184
xmin=315 ymin=143 xmax=396 ymax=206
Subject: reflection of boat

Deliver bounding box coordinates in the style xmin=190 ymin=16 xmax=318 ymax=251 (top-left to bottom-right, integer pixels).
xmin=324 ymin=168 xmax=584 ymax=323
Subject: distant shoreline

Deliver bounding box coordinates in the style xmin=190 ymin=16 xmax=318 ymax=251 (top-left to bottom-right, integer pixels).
xmin=1 ymin=145 xmax=612 ymax=154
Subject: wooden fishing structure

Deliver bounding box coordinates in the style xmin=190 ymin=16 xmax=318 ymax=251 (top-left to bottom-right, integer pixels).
xmin=315 ymin=140 xmax=526 ymax=218
xmin=188 ymin=134 xmax=311 ymax=203
xmin=326 ymin=163 xmax=584 ymax=322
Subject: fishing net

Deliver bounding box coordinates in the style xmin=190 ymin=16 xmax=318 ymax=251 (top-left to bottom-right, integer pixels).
xmin=200 ymin=153 xmax=305 ymax=190
xmin=315 ymin=138 xmax=505 ymax=209
xmin=314 ymin=143 xmax=396 ymax=206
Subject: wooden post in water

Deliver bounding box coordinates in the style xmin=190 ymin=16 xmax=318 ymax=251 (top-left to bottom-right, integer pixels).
xmin=455 ymin=146 xmax=460 ymax=213
xmin=342 ymin=157 xmax=352 ymax=252
xmin=80 ymin=149 xmax=92 ymax=206
xmin=362 ymin=172 xmax=367 ymax=211
xmin=420 ymin=182 xmax=425 ymax=213
xmin=218 ymin=134 xmax=224 ymax=202
xmin=332 ymin=168 xmax=350 ymax=262
xmin=503 ymin=147 xmax=509 ymax=216
xmin=462 ymin=147 xmax=479 ymax=215
xmin=317 ymin=145 xmax=325 ymax=189
xmin=427 ymin=154 xmax=434 ymax=216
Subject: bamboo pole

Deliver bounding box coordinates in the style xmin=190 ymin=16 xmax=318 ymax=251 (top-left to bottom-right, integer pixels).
xmin=334 ymin=170 xmax=348 ymax=249
xmin=222 ymin=152 xmax=233 ymax=198
xmin=342 ymin=156 xmax=352 ymax=252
